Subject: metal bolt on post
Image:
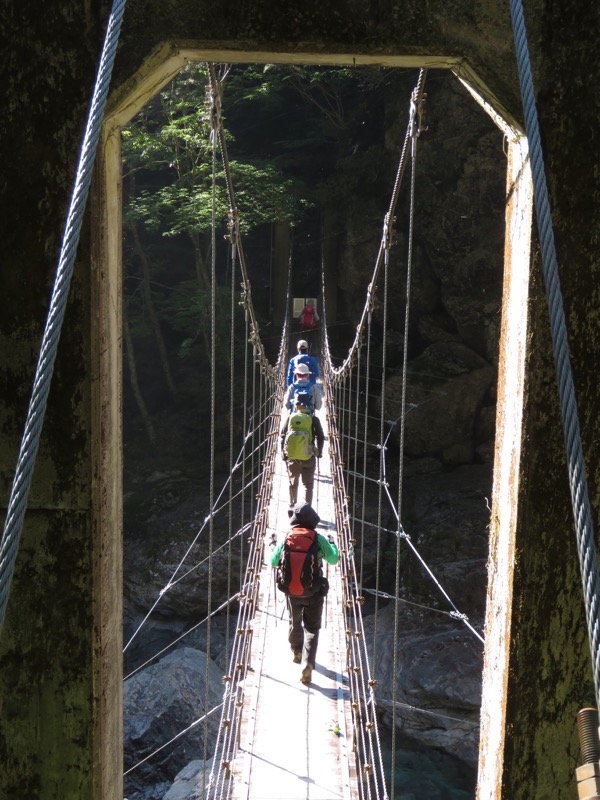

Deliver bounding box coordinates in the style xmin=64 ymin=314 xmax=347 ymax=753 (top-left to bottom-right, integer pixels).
xmin=576 ymin=708 xmax=600 ymax=799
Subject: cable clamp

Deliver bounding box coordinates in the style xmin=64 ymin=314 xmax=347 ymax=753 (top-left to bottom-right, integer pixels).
xmin=206 ymin=79 xmax=223 ymax=134
xmin=449 ymin=611 xmax=468 ymax=621
xmin=225 ymin=208 xmax=238 ymax=245
xmin=366 ymin=281 xmax=376 ymax=313
xmin=383 ymin=212 xmax=397 ymax=249
xmin=239 ymin=281 xmax=251 ymax=308
xmin=409 ymin=88 xmax=428 ymax=140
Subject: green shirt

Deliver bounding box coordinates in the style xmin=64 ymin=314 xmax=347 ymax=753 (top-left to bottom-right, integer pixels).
xmin=269 ymin=531 xmax=339 ymax=567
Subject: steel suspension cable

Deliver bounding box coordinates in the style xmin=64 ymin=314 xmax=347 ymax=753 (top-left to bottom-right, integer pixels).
xmin=206 ymin=63 xmax=276 ymax=383
xmin=361 ymin=311 xmax=373 ymax=604
xmin=319 ymin=343 xmax=388 ymax=799
xmin=207 ymin=318 xmax=288 ymax=800
xmin=373 ymin=237 xmax=392 ymax=672
xmin=226 ymin=229 xmax=237 ymax=667
xmin=353 ymin=339 xmax=365 ymax=588
xmin=126 ymin=64 xmax=290 ymax=790
xmin=0 ymin=0 xmax=127 ymax=639
xmin=510 ymin=0 xmax=600 ymax=705
xmin=391 ymin=94 xmax=421 ymax=795
xmin=202 ymin=86 xmax=219 ymax=792
xmin=328 ymin=68 xmax=427 ymax=381
xmin=225 ymin=231 xmax=236 ymax=658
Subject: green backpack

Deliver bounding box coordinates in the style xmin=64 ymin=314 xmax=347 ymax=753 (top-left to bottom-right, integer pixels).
xmin=284 ymin=411 xmax=314 ymax=460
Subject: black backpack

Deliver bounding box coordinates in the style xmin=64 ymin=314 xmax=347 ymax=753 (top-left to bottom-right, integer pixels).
xmin=276 ymin=527 xmax=322 ymax=597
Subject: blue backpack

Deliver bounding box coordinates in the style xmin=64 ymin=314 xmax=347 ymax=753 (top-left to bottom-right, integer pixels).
xmin=289 ymin=383 xmax=315 ymax=414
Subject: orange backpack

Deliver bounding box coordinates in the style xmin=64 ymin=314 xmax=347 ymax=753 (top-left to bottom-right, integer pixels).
xmin=276 ymin=527 xmax=321 ymax=596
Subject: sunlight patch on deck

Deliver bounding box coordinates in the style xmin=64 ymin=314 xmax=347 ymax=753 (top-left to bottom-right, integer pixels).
xmin=231 ymin=401 xmax=355 ymax=799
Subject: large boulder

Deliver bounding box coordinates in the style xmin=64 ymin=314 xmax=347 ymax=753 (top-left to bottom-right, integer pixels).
xmin=162 ymin=759 xmax=213 ymax=800
xmin=385 ymin=341 xmax=495 ymax=464
xmin=124 ymin=647 xmax=223 ymax=800
xmin=365 ymin=603 xmax=482 ymax=768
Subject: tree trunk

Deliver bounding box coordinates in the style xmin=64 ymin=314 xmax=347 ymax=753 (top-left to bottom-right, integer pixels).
xmin=190 ymin=231 xmax=212 ymax=364
xmin=130 ymin=222 xmax=177 ymax=398
xmin=123 ymin=302 xmax=157 ymax=444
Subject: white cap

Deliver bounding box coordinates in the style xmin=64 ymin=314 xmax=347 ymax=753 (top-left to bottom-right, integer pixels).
xmin=295 ymin=363 xmax=310 ymax=375
xmin=297 ymin=339 xmax=308 ymax=350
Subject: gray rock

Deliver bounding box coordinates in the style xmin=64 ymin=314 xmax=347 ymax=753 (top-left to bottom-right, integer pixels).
xmin=386 ymin=342 xmax=495 ymax=462
xmin=163 ymin=758 xmax=213 ymax=799
xmin=124 ymin=647 xmax=223 ymax=797
xmin=366 ymin=603 xmax=482 ymax=767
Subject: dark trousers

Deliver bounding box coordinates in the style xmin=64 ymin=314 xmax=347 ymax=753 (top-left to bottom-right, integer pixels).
xmin=286 ymin=591 xmax=325 ymax=668
xmin=286 ymin=455 xmax=316 ymax=505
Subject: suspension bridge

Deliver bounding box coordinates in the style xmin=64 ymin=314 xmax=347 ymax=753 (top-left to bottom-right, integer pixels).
xmin=2 ymin=5 xmax=600 ymax=796
xmin=116 ymin=65 xmax=490 ymax=799
xmin=212 ymin=389 xmax=357 ymax=800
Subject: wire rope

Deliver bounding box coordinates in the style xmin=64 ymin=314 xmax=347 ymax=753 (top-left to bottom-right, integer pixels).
xmin=202 ymin=88 xmax=219 ymax=792
xmin=328 ymin=69 xmax=427 ymax=382
xmin=391 ymin=98 xmax=422 ymax=791
xmin=510 ymin=0 xmax=600 ymax=704
xmin=125 ymin=63 xmax=289 ymax=794
xmin=123 ymin=433 xmax=255 ymax=653
xmin=352 ymin=341 xmax=363 ymax=585
xmin=361 ymin=309 xmax=373 ymax=605
xmin=320 ymin=67 xmax=491 ymax=797
xmin=373 ymin=234 xmax=391 ymax=673
xmin=226 ymin=218 xmax=238 ymax=668
xmin=0 ymin=0 xmax=127 ymax=639
xmin=124 ymin=703 xmax=223 ymax=777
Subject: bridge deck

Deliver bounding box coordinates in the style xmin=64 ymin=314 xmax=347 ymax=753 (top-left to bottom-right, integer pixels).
xmin=231 ymin=402 xmax=355 ymax=800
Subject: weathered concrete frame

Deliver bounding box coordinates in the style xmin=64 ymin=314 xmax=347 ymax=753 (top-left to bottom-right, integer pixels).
xmin=92 ymin=42 xmax=533 ymax=799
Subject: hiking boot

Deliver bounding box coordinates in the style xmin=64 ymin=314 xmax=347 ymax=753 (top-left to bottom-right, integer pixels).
xmin=300 ymin=664 xmax=313 ymax=685
xmin=292 ymin=650 xmax=302 ymax=663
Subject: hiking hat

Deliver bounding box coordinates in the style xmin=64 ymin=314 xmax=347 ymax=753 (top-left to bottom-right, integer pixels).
xmin=296 ymin=392 xmax=311 ymax=407
xmin=297 ymin=339 xmax=309 ymax=350
xmin=289 ymin=502 xmax=320 ymax=529
xmin=295 ymin=363 xmax=310 ymax=376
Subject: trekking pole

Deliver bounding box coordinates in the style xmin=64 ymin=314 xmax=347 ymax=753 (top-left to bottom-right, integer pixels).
xmin=325 ymin=534 xmax=335 ymax=629
xmin=269 ymin=532 xmax=277 ymax=626
xmin=316 ymin=453 xmax=320 ymax=508
xmin=324 ymin=560 xmax=329 ymax=628
xmin=272 ymin=568 xmax=277 ymax=627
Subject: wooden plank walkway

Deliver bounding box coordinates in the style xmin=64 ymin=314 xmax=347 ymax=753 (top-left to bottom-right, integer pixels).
xmin=231 ymin=399 xmax=355 ymax=800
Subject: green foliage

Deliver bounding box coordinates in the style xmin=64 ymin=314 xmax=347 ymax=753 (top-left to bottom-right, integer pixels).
xmin=121 ymin=61 xmax=409 ymax=451
xmin=167 ymin=280 xmax=235 ymax=360
xmin=122 ymin=64 xmax=304 ymax=240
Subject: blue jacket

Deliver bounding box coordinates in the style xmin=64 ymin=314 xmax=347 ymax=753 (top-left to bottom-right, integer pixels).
xmin=286 ymin=353 xmax=320 ymax=386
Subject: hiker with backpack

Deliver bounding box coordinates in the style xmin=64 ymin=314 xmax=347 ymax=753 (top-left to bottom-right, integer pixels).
xmin=286 ymin=339 xmax=320 ymax=387
xmin=298 ymin=299 xmax=319 ymax=331
xmin=280 ymin=392 xmax=324 ymax=506
xmin=284 ymin=363 xmax=322 ymax=414
xmin=269 ymin=502 xmax=339 ymax=684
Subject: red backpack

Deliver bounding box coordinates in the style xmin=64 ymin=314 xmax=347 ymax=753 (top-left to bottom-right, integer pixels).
xmin=299 ymin=305 xmax=316 ymax=329
xmin=276 ymin=527 xmax=322 ymax=596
